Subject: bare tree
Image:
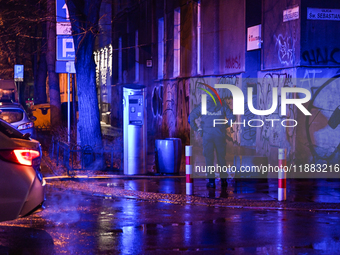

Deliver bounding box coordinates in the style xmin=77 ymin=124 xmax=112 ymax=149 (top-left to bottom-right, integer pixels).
xmin=66 ymin=0 xmax=103 ymax=149
xmin=46 ymin=0 xmax=62 ymax=126
xmin=0 ymin=0 xmax=61 ymax=121
xmin=33 ymin=20 xmax=48 ymax=105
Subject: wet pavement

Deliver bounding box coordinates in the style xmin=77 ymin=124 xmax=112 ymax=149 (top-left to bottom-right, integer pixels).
xmin=41 ymin=155 xmax=340 ymax=208
xmin=1 ymin=184 xmax=340 ymax=254
xmin=42 ymin=176 xmax=340 ymax=212
xmin=2 ymin=156 xmax=334 ymax=253
xmin=93 ymin=177 xmax=340 ymax=204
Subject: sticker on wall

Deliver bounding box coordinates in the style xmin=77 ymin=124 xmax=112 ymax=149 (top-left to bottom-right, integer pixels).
xmin=283 ymin=6 xmax=299 ymax=22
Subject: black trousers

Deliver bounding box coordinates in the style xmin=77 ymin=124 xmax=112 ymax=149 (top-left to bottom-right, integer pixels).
xmin=202 ymin=131 xmax=228 ymax=180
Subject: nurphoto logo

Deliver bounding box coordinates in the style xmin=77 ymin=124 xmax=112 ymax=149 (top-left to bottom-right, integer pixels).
xmin=199 ymin=82 xmax=312 ymax=128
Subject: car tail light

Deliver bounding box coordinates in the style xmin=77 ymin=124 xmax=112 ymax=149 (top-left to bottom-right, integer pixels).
xmin=0 ymin=149 xmax=40 ymax=166
xmin=18 ymin=122 xmax=34 ymax=130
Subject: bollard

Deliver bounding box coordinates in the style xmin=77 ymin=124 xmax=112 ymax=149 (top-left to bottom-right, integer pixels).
xmin=185 ymin=145 xmax=193 ymax=195
xmin=278 ymin=148 xmax=287 ymax=201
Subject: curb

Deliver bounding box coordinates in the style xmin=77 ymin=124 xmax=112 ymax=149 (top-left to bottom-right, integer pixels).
xmin=45 ymin=179 xmax=340 ymax=213
xmin=42 ymin=155 xmax=340 ymax=212
xmin=44 ymin=175 xmax=185 ymax=180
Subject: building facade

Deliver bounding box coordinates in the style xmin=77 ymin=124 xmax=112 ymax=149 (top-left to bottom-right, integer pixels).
xmin=95 ymin=0 xmax=340 ymax=172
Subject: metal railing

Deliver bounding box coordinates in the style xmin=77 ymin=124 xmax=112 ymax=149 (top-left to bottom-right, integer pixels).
xmin=50 ymin=138 xmax=123 ymax=175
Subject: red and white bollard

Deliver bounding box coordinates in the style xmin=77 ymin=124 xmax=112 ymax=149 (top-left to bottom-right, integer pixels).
xmin=278 ymin=148 xmax=287 ymax=201
xmin=185 ymin=145 xmax=193 ymax=195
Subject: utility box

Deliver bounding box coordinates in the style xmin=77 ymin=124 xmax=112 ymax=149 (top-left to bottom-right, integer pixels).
xmin=123 ymin=84 xmax=147 ymax=175
xmin=31 ymin=103 xmax=51 ymax=129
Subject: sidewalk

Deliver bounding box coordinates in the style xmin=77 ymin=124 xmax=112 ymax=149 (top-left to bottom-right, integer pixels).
xmin=41 ymin=155 xmax=340 ymax=211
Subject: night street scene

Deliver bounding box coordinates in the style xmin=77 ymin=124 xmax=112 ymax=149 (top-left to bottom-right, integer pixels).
xmin=1 ymin=0 xmax=340 ymax=254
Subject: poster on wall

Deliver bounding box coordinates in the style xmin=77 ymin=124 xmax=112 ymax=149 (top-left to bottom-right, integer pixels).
xmin=247 ymin=25 xmax=261 ymax=51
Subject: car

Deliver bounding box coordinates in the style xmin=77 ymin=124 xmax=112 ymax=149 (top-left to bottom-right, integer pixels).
xmin=0 ymin=102 xmax=36 ymax=138
xmin=0 ymin=98 xmax=13 ymax=103
xmin=0 ymin=118 xmax=45 ymax=222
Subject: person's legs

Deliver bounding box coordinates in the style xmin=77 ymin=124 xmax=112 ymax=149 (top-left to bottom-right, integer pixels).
xmin=214 ymin=134 xmax=228 ymax=187
xmin=203 ymin=133 xmax=216 ymax=188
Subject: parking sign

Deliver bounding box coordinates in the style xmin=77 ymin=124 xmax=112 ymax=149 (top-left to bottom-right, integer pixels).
xmin=14 ymin=65 xmax=24 ymax=81
xmin=57 ymin=36 xmax=75 ymax=61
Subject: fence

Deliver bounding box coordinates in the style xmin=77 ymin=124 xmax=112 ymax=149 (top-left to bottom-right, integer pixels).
xmin=35 ymin=127 xmax=123 ymax=175
xmin=49 ymin=138 xmax=123 ymax=175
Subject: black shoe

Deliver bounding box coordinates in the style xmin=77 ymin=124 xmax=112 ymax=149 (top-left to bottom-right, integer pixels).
xmin=206 ymin=182 xmax=216 ymax=189
xmin=221 ymin=179 xmax=228 ymax=188
xmin=220 ymin=189 xmax=228 ymax=198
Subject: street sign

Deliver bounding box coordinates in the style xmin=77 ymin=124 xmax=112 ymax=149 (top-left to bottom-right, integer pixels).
xmin=56 ymin=36 xmax=75 ymax=61
xmin=14 ymin=65 xmax=24 ymax=82
xmin=57 ymin=22 xmax=72 ymax=35
xmin=56 ymin=0 xmax=69 ymax=22
xmin=55 ymin=61 xmax=76 ymax=73
xmin=307 ymin=8 xmax=340 ymax=21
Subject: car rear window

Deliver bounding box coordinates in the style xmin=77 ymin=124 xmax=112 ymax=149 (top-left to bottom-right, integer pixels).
xmin=0 ymin=119 xmax=28 ymax=140
xmin=0 ymin=109 xmax=23 ymax=123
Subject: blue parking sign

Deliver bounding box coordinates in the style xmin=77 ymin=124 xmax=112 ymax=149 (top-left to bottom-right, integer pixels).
xmin=14 ymin=65 xmax=24 ymax=81
xmin=57 ymin=36 xmax=75 ymax=61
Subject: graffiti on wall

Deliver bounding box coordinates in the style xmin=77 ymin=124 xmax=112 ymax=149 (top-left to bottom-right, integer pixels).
xmin=304 ymin=71 xmax=340 ymax=164
xmin=152 ymin=80 xmax=190 ymax=141
xmin=151 ymin=85 xmax=163 ymax=118
xmin=300 ymin=69 xmax=323 ymax=90
xmin=188 ymin=77 xmax=242 ymax=147
xmin=225 ymin=55 xmax=241 ymax=70
xmin=218 ymin=75 xmax=241 ymax=146
xmin=302 ymin=48 xmax=340 ymax=65
xmin=242 ymin=82 xmax=257 ymax=143
xmin=256 ymin=72 xmax=297 ymax=162
xmin=160 ymin=82 xmax=177 ymax=137
xmin=256 ymin=69 xmax=340 ymax=165
xmin=274 ymin=34 xmax=295 ymax=65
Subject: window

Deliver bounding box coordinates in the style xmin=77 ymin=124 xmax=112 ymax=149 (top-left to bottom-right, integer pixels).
xmin=173 ymin=8 xmax=180 ymax=77
xmin=0 ymin=109 xmax=23 ymax=123
xmin=135 ymin=30 xmax=139 ymax=82
xmin=158 ymin=18 xmax=164 ymax=79
xmin=118 ymin=37 xmax=122 ymax=83
xmin=197 ymin=1 xmax=202 ymax=74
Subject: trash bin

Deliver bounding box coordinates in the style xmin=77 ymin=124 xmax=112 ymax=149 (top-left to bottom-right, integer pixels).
xmin=166 ymin=138 xmax=182 ymax=173
xmin=155 ymin=138 xmax=182 ymax=174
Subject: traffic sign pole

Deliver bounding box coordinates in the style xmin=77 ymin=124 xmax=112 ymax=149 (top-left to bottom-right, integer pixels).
xmin=67 ymin=73 xmax=71 ymax=143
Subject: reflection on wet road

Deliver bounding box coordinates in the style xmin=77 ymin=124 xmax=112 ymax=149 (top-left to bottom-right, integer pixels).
xmin=97 ymin=177 xmax=340 ymax=203
xmin=0 ymin=184 xmax=340 ymax=254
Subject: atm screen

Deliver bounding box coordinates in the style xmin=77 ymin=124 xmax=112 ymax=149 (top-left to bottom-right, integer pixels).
xmin=129 ymin=99 xmax=139 ymax=104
